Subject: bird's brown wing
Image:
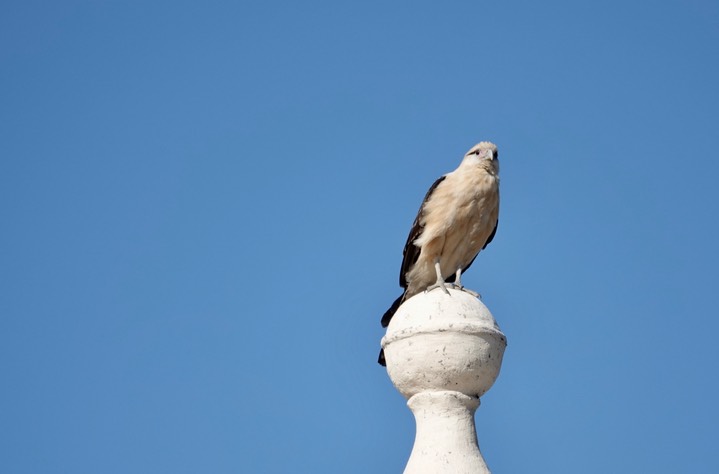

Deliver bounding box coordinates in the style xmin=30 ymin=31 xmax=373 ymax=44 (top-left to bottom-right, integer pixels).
xmin=482 ymin=218 xmax=498 ymax=250
xmin=399 ymin=176 xmax=446 ymax=288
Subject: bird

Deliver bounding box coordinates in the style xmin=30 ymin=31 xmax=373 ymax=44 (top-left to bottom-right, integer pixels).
xmin=378 ymin=141 xmax=500 ymax=366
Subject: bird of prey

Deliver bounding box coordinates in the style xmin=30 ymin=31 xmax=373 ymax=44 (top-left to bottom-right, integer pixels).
xmin=378 ymin=142 xmax=500 ymax=366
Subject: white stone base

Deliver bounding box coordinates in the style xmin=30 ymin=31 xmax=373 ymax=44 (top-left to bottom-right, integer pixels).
xmin=381 ymin=289 xmax=506 ymax=474
xmin=405 ymin=391 xmax=489 ymax=474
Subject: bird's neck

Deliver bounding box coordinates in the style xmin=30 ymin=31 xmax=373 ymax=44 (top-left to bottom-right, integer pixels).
xmin=458 ymin=157 xmax=498 ymax=178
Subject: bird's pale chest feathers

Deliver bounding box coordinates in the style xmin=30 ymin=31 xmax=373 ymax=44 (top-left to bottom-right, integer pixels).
xmin=418 ymin=167 xmax=499 ymax=243
xmin=404 ymin=163 xmax=499 ymax=295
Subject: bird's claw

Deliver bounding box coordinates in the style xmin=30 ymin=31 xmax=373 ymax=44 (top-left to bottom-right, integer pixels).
xmin=458 ymin=286 xmax=481 ymax=298
xmin=447 ymin=283 xmax=482 ymax=299
xmin=425 ymin=281 xmax=451 ymax=295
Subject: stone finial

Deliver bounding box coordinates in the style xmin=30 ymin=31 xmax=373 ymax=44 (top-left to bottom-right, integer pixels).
xmin=381 ymin=288 xmax=506 ymax=474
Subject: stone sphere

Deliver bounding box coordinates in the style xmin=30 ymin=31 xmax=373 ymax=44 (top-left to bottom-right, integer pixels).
xmin=381 ymin=288 xmax=506 ymax=399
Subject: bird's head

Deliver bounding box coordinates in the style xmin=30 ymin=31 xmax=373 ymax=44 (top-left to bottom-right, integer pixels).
xmin=463 ymin=141 xmax=499 ymax=174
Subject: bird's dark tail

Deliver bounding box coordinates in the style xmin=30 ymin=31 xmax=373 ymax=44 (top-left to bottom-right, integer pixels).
xmin=381 ymin=293 xmax=404 ymax=328
xmin=378 ymin=293 xmax=405 ymax=367
xmin=378 ymin=348 xmax=386 ymax=366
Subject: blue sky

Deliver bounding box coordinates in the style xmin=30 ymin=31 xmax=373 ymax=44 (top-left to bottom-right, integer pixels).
xmin=2 ymin=1 xmax=718 ymax=473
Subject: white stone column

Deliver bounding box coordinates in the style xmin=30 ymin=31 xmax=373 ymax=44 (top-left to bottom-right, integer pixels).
xmin=381 ymin=288 xmax=506 ymax=474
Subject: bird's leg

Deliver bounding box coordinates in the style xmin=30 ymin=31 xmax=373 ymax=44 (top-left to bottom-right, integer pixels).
xmin=425 ymin=261 xmax=451 ymax=295
xmin=450 ymin=268 xmax=463 ymax=290
xmin=452 ymin=268 xmax=481 ymax=298
xmin=454 ymin=268 xmax=463 ymax=288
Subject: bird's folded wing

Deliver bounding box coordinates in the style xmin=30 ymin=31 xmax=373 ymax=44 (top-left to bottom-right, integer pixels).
xmin=399 ymin=175 xmax=446 ymax=288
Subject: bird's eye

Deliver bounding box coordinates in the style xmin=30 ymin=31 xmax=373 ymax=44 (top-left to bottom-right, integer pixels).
xmin=474 ymin=149 xmax=481 ymax=155
xmin=493 ymin=150 xmax=498 ymax=160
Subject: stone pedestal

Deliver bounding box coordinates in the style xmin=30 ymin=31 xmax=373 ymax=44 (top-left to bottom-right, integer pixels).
xmin=381 ymin=288 xmax=506 ymax=474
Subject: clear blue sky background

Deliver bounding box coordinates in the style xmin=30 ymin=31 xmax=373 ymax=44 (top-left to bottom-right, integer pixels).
xmin=2 ymin=1 xmax=718 ymax=473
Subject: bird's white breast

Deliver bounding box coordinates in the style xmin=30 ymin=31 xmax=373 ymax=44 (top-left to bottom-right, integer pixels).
xmin=412 ymin=165 xmax=499 ymax=282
